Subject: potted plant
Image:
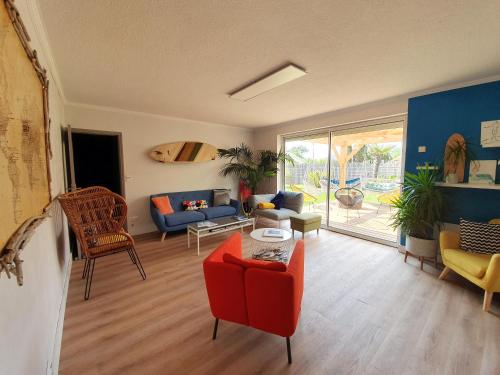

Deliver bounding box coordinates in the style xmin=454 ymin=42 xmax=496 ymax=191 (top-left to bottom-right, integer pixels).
xmin=217 ymin=143 xmax=293 ymax=196
xmin=444 ymin=138 xmax=475 ymax=183
xmin=390 ymin=168 xmax=445 ymax=259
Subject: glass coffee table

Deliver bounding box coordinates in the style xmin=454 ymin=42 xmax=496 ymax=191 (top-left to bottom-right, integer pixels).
xmin=187 ymin=216 xmax=255 ymax=255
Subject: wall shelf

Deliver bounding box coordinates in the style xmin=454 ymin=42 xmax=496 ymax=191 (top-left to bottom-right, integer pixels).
xmin=435 ymin=182 xmax=500 ymax=190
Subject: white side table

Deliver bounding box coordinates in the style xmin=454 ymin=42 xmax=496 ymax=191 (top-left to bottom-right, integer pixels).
xmin=250 ymin=228 xmax=293 ymax=263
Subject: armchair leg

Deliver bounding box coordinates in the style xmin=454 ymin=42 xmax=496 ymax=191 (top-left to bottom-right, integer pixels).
xmin=84 ymin=258 xmax=95 ymax=300
xmin=286 ymin=337 xmax=292 ymax=364
xmin=212 ymin=318 xmax=219 ymax=340
xmin=130 ymin=247 xmax=147 ymax=280
xmin=161 ymin=232 xmax=166 ymax=242
xmin=82 ymin=257 xmax=90 ymax=279
xmin=483 ymin=291 xmax=493 ymax=312
xmin=438 ymin=266 xmax=451 ymax=280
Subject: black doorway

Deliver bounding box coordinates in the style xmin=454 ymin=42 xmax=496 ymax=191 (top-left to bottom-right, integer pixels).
xmin=72 ymin=132 xmax=123 ymax=195
xmin=65 ymin=128 xmax=125 ymax=196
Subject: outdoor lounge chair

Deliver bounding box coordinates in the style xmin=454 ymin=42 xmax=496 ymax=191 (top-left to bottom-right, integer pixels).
xmin=334 ymin=187 xmax=364 ymax=223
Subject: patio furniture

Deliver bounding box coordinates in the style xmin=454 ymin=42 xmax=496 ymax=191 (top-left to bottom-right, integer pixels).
xmin=290 ymin=213 xmax=322 ymax=239
xmin=59 ymin=186 xmax=147 ymax=300
xmin=376 ymin=190 xmax=400 ymax=214
xmin=334 ymin=187 xmax=364 ymax=223
xmin=203 ymin=232 xmax=305 ymax=364
xmin=290 ymin=184 xmax=317 ymax=209
xmin=330 ymin=177 xmax=361 ymax=188
xmin=249 ymin=191 xmax=304 ymax=227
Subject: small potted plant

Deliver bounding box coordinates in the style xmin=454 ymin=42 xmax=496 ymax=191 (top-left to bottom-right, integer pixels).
xmin=390 ymin=168 xmax=445 ymax=262
xmin=444 ymin=138 xmax=475 ymax=183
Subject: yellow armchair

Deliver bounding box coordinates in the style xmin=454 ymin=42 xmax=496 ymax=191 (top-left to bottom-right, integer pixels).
xmin=439 ymin=230 xmax=500 ymax=312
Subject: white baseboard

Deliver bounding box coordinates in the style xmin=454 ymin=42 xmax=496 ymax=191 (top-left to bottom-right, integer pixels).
xmin=47 ymin=256 xmax=72 ymax=375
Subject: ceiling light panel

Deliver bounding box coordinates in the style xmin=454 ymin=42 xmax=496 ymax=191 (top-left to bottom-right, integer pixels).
xmin=229 ymin=64 xmax=307 ymax=101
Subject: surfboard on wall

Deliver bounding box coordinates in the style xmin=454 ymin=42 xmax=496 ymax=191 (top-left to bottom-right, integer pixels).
xmin=150 ymin=142 xmax=218 ymax=163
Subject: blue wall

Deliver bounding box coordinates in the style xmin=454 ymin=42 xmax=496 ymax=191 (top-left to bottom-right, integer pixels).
xmin=406 ymin=80 xmax=500 ymax=223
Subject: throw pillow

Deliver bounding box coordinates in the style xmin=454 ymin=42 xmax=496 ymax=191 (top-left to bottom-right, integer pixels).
xmin=223 ymin=253 xmax=287 ymax=272
xmin=460 ymin=219 xmax=500 ymax=254
xmin=152 ymin=196 xmax=174 ymax=215
xmin=270 ymin=191 xmax=284 ymax=210
xmin=257 ymin=202 xmax=275 ymax=209
xmin=196 ymin=199 xmax=208 ymax=209
xmin=214 ymin=189 xmax=230 ymax=206
xmin=182 ymin=200 xmax=198 ymax=211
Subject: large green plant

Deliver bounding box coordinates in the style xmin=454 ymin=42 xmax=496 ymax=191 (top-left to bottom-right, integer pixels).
xmin=217 ymin=143 xmax=293 ymax=193
xmin=389 ymin=168 xmax=445 ymax=240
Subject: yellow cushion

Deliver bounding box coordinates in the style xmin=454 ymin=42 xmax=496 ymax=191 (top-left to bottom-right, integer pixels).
xmin=257 ymin=202 xmax=275 ymax=209
xmin=442 ymin=248 xmax=492 ymax=278
xmin=489 ymin=218 xmax=500 ymax=224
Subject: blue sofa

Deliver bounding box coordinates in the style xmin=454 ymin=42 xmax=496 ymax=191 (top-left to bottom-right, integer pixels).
xmin=150 ymin=189 xmax=240 ymax=241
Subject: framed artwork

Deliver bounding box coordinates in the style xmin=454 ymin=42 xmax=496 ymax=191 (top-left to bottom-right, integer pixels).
xmin=0 ymin=0 xmax=52 ymax=253
xmin=469 ymin=160 xmax=497 ymax=185
xmin=481 ymin=120 xmax=500 ymax=148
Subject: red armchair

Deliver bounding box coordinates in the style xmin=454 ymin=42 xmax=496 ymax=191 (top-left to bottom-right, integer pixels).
xmin=203 ymin=232 xmax=304 ymax=364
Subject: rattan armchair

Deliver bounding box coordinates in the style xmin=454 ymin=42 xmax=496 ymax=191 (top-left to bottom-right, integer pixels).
xmin=59 ymin=186 xmax=146 ymax=300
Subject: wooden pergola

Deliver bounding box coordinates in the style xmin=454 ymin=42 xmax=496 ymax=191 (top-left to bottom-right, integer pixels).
xmin=318 ymin=127 xmax=404 ymax=187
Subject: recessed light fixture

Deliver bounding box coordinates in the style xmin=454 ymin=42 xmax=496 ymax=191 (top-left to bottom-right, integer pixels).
xmin=229 ymin=63 xmax=307 ymax=101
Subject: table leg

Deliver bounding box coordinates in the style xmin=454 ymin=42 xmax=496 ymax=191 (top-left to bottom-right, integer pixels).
xmin=197 ymin=234 xmax=200 ymax=256
xmin=187 ymin=230 xmax=190 ymax=248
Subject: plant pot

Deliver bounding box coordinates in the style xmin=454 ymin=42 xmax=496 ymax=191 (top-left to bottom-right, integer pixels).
xmin=405 ymin=235 xmax=436 ymax=258
xmin=445 ymin=173 xmax=458 ymax=184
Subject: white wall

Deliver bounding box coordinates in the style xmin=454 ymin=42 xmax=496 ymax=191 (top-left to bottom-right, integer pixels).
xmin=0 ymin=1 xmax=70 ymax=374
xmin=65 ymin=104 xmax=253 ymax=235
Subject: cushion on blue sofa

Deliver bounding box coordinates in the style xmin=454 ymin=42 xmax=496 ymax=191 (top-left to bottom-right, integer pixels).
xmin=199 ymin=206 xmax=236 ymax=219
xmin=164 ymin=211 xmax=205 ymax=227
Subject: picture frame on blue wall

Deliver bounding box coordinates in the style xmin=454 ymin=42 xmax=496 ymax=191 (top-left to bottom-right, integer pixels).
xmin=480 ymin=120 xmax=500 ymax=148
xmin=469 ymin=160 xmax=496 ymax=185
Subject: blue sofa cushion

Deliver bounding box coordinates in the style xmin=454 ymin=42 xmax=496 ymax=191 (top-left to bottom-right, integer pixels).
xmin=199 ymin=206 xmax=236 ymax=219
xmin=164 ymin=211 xmax=205 ymax=227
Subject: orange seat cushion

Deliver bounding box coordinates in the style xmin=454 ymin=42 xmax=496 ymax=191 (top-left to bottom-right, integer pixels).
xmin=442 ymin=248 xmax=492 ymax=278
xmin=152 ymin=196 xmax=174 ymax=215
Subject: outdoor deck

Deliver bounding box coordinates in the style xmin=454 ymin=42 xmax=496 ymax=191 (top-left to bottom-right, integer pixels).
xmin=302 ymin=199 xmax=398 ymax=243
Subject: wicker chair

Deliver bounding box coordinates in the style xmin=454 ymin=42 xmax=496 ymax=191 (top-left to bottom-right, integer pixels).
xmin=334 ymin=187 xmax=364 ymax=223
xmin=59 ymin=186 xmax=146 ymax=300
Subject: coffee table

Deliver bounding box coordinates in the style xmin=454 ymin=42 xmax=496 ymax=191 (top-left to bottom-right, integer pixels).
xmin=187 ymin=217 xmax=255 ymax=255
xmin=250 ymin=228 xmax=293 ymax=263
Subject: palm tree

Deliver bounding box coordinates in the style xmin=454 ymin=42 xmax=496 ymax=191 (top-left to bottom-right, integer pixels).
xmin=369 ymin=145 xmax=395 ymax=178
xmin=218 ymin=143 xmax=294 ymax=193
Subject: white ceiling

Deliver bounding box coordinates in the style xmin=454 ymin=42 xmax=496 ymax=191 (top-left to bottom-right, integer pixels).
xmin=38 ymin=0 xmax=500 ymax=128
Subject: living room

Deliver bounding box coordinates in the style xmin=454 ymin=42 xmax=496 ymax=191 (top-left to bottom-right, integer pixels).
xmin=1 ymin=1 xmax=500 ymax=374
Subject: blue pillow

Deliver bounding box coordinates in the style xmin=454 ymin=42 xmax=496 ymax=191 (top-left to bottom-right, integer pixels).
xmin=270 ymin=191 xmax=284 ymax=210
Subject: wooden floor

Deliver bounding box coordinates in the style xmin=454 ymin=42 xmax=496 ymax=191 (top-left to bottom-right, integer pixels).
xmin=59 ymin=219 xmax=500 ymax=375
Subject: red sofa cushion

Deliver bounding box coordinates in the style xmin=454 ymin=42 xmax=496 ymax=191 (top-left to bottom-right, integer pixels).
xmin=223 ymin=253 xmax=287 ymax=272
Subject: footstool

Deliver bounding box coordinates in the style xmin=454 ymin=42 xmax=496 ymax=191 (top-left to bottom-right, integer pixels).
xmin=290 ymin=213 xmax=322 ymax=239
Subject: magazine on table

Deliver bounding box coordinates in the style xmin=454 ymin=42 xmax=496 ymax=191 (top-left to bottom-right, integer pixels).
xmin=263 ymin=229 xmax=284 ymax=238
xmin=252 ymin=247 xmax=288 ymax=263
xmin=232 ymin=215 xmax=247 ymax=221
xmin=196 ymin=221 xmax=217 ymax=228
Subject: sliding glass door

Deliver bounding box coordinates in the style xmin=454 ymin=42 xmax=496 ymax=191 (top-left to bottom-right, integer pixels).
xmin=283 ymin=133 xmax=329 ymax=224
xmin=283 ymin=118 xmax=405 ymax=244
xmin=328 ymin=124 xmax=404 ymax=243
